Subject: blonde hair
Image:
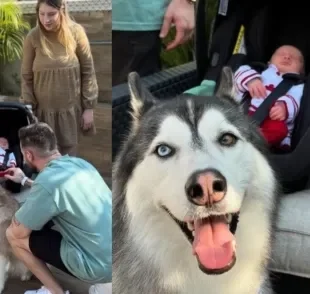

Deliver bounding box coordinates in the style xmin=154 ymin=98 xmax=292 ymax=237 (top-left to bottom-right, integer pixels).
xmin=36 ymin=0 xmax=76 ymax=59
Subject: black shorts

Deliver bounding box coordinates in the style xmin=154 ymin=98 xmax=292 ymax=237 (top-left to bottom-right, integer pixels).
xmin=112 ymin=30 xmax=162 ymax=86
xmin=29 ymin=221 xmax=75 ymax=277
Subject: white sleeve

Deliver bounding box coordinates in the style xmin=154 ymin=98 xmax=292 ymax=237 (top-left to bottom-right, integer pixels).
xmin=278 ymin=84 xmax=304 ymax=123
xmin=8 ymin=153 xmax=16 ymax=167
xmin=234 ymin=65 xmax=261 ymax=93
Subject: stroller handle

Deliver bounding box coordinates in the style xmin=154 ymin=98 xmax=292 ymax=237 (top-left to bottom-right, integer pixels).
xmin=0 ymin=102 xmax=37 ymax=123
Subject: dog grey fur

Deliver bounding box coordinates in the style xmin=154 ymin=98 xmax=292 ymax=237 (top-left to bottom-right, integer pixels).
xmin=113 ymin=67 xmax=279 ymax=294
xmin=0 ymin=186 xmax=31 ymax=293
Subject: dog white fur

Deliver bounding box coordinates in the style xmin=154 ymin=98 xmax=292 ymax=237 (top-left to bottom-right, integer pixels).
xmin=0 ymin=186 xmax=31 ymax=293
xmin=113 ymin=67 xmax=278 ymax=294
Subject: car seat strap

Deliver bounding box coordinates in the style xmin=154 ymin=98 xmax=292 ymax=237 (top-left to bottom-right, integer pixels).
xmin=247 ymin=63 xmax=304 ymax=125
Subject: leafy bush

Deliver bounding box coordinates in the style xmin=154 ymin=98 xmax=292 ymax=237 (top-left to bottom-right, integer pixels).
xmin=0 ymin=0 xmax=30 ymax=63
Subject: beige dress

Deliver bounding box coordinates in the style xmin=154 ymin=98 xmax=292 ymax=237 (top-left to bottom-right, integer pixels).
xmin=20 ymin=23 xmax=98 ymax=155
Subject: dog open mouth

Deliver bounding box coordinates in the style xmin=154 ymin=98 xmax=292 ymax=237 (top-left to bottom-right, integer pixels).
xmin=164 ymin=208 xmax=239 ymax=275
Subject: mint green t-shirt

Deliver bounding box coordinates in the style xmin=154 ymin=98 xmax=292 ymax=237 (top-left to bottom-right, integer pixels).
xmin=15 ymin=155 xmax=112 ymax=283
xmin=112 ymin=0 xmax=170 ymax=31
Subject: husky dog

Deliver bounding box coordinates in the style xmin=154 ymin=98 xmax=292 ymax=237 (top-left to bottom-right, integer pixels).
xmin=0 ymin=186 xmax=31 ymax=293
xmin=113 ymin=67 xmax=278 ymax=294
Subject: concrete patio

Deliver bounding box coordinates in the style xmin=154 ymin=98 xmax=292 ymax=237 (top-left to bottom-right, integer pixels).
xmin=4 ymin=267 xmax=92 ymax=294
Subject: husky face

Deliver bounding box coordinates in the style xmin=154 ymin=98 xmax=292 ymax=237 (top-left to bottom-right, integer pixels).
xmin=116 ymin=67 xmax=269 ymax=276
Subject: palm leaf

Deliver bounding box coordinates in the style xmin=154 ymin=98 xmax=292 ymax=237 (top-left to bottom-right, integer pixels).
xmin=0 ymin=0 xmax=30 ymax=63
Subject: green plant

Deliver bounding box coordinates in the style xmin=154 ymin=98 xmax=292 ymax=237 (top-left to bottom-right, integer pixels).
xmin=160 ymin=0 xmax=218 ymax=69
xmin=0 ymin=0 xmax=30 ymax=63
xmin=160 ymin=27 xmax=194 ymax=69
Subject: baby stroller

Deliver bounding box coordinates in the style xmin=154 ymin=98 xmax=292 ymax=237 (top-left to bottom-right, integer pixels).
xmin=0 ymin=101 xmax=36 ymax=193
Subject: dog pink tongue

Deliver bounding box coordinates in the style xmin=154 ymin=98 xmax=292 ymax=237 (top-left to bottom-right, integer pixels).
xmin=193 ymin=217 xmax=235 ymax=270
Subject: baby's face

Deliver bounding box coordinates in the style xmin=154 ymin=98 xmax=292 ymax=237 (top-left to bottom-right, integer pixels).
xmin=0 ymin=138 xmax=8 ymax=150
xmin=271 ymin=45 xmax=304 ymax=74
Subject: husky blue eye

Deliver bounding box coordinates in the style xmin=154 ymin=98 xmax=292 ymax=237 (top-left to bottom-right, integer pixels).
xmin=218 ymin=133 xmax=238 ymax=147
xmin=155 ymin=144 xmax=174 ymax=158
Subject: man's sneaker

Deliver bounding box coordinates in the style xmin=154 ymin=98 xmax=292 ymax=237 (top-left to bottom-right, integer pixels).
xmin=24 ymin=286 xmax=70 ymax=294
xmin=89 ymin=283 xmax=112 ymax=294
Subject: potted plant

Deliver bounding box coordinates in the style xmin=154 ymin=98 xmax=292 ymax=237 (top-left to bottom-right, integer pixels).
xmin=0 ymin=0 xmax=30 ymax=96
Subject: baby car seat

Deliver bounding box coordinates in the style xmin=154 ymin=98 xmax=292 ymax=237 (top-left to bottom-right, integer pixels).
xmin=0 ymin=102 xmax=36 ymax=193
xmin=197 ymin=0 xmax=310 ymax=193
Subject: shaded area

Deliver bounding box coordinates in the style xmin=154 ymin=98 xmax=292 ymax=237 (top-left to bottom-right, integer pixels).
xmin=3 ymin=267 xmax=91 ymax=294
xmin=272 ymin=272 xmax=310 ymax=294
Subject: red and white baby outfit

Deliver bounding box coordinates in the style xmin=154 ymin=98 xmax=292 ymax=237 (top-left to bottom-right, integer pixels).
xmin=0 ymin=147 xmax=16 ymax=168
xmin=234 ymin=64 xmax=304 ymax=147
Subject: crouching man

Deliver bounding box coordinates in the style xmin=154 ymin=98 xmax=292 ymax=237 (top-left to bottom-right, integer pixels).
xmin=5 ymin=122 xmax=111 ymax=294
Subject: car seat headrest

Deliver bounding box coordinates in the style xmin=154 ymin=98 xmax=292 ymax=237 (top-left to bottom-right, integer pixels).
xmin=244 ymin=2 xmax=310 ymax=74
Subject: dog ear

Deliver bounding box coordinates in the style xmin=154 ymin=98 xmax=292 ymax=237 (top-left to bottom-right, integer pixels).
xmin=128 ymin=72 xmax=157 ymax=126
xmin=215 ymin=66 xmax=236 ymax=100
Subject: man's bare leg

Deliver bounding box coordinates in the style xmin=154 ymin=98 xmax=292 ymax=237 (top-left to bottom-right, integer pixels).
xmin=6 ymin=228 xmax=65 ymax=294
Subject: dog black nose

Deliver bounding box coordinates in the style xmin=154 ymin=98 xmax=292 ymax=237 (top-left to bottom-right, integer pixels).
xmin=185 ymin=168 xmax=227 ymax=206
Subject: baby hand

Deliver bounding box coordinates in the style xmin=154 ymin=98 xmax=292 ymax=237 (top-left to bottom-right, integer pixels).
xmin=246 ymin=78 xmax=267 ymax=98
xmin=269 ymin=102 xmax=287 ymax=121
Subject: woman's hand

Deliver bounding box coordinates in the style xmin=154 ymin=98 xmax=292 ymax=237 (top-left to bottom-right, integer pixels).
xmin=81 ymin=109 xmax=94 ymax=130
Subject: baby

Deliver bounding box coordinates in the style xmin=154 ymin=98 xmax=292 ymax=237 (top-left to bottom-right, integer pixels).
xmin=0 ymin=137 xmax=16 ymax=171
xmin=234 ymin=45 xmax=304 ymax=149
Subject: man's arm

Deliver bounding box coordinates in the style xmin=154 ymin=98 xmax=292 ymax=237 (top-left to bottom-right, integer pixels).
xmin=15 ymin=183 xmax=59 ymax=231
xmin=8 ymin=216 xmax=32 ymax=240
xmin=23 ymin=177 xmax=34 ymax=187
xmin=4 ymin=167 xmax=33 ymax=187
xmin=160 ymin=0 xmax=195 ymax=50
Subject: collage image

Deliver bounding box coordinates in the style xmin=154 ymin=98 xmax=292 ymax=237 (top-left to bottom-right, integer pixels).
xmin=0 ymin=0 xmax=309 ymax=293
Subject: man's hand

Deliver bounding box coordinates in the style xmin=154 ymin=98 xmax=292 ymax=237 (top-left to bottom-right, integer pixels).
xmin=269 ymin=102 xmax=287 ymax=121
xmin=247 ymin=78 xmax=267 ymax=98
xmin=160 ymin=0 xmax=195 ymax=50
xmin=4 ymin=167 xmax=25 ymax=184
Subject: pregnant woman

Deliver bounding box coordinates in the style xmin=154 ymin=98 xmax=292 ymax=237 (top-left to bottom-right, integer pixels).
xmin=20 ymin=0 xmax=98 ymax=156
